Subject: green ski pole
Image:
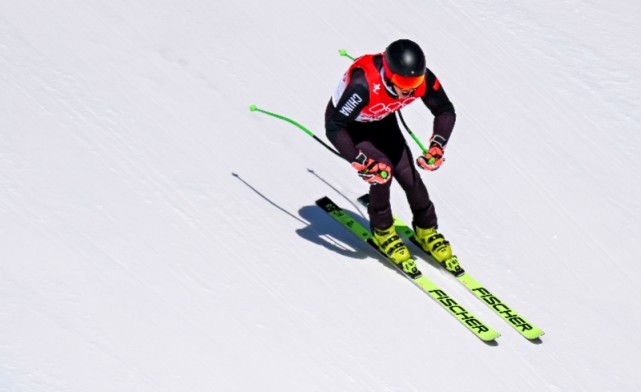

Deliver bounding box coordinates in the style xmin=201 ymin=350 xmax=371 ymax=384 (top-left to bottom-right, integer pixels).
xmin=249 ymin=104 xmax=343 ymax=159
xmin=250 ymin=104 xmax=391 ymax=180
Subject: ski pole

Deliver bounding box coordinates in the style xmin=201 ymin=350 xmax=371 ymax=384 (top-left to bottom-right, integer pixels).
xmin=338 ymin=49 xmax=355 ymax=61
xmin=249 ymin=104 xmax=390 ymax=181
xmin=249 ymin=104 xmax=343 ymax=159
xmin=397 ymin=111 xmax=427 ymax=154
xmin=339 ymin=48 xmax=436 ymax=165
xmin=397 ymin=111 xmax=442 ymax=166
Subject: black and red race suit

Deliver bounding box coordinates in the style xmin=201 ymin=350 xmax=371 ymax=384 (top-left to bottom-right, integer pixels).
xmin=325 ymin=53 xmax=456 ymax=229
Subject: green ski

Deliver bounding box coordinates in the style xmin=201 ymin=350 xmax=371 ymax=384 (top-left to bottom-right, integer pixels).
xmin=316 ymin=196 xmax=500 ymax=342
xmin=356 ymin=194 xmax=544 ymax=340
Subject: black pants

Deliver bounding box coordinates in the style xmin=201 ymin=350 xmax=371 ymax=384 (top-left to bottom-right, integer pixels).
xmin=347 ymin=114 xmax=437 ymax=230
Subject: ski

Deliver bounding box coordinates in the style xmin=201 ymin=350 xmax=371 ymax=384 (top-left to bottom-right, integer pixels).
xmin=356 ymin=194 xmax=544 ymax=340
xmin=316 ymin=196 xmax=500 ymax=342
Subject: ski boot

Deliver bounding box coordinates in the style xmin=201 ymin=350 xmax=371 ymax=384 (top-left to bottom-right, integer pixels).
xmin=414 ymin=225 xmax=463 ymax=275
xmin=372 ymin=225 xmax=419 ymax=276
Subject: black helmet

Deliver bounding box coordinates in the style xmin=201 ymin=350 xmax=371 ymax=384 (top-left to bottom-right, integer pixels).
xmin=383 ymin=39 xmax=426 ymax=89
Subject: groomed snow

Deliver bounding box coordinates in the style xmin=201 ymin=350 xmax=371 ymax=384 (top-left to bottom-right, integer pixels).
xmin=1 ymin=1 xmax=640 ymax=391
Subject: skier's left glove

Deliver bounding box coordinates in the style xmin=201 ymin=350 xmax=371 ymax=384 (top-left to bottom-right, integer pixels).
xmin=417 ymin=138 xmax=446 ymax=171
xmin=351 ymin=151 xmax=392 ymax=185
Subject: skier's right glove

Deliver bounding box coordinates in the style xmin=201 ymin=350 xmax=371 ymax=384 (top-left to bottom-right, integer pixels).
xmin=351 ymin=151 xmax=391 ymax=185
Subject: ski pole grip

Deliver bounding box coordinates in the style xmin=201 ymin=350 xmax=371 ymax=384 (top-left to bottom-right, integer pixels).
xmin=338 ymin=49 xmax=355 ymax=61
xmin=249 ymin=104 xmax=315 ymax=137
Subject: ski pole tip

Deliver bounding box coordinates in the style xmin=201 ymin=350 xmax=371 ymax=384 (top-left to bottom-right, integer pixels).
xmin=249 ymin=104 xmax=257 ymax=112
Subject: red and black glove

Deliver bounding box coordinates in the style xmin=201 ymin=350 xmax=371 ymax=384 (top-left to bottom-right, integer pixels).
xmin=417 ymin=138 xmax=446 ymax=171
xmin=351 ymin=151 xmax=392 ymax=185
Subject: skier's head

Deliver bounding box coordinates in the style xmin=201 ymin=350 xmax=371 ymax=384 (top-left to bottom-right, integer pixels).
xmin=383 ymin=39 xmax=426 ymax=90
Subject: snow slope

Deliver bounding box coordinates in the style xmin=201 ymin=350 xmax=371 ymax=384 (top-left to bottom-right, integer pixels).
xmin=1 ymin=1 xmax=640 ymax=391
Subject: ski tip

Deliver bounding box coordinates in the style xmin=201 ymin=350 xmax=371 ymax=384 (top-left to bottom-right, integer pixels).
xmin=480 ymin=330 xmax=501 ymax=342
xmin=523 ymin=329 xmax=545 ymax=340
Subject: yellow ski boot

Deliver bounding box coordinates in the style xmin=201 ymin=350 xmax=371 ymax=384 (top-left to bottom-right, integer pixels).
xmin=414 ymin=226 xmax=462 ymax=275
xmin=372 ymin=225 xmax=418 ymax=275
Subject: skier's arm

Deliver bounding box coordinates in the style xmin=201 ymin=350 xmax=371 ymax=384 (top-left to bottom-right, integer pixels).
xmin=420 ymin=69 xmax=456 ymax=147
xmin=325 ymin=69 xmax=370 ymax=161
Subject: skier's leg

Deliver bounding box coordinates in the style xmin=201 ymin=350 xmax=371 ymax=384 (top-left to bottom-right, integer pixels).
xmin=392 ymin=142 xmax=438 ymax=228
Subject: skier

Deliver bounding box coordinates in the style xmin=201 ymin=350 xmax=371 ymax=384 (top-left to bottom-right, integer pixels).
xmin=325 ymin=39 xmax=459 ymax=274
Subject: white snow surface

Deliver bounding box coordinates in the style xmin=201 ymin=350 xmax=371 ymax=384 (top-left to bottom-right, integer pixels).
xmin=2 ymin=1 xmax=641 ymax=391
